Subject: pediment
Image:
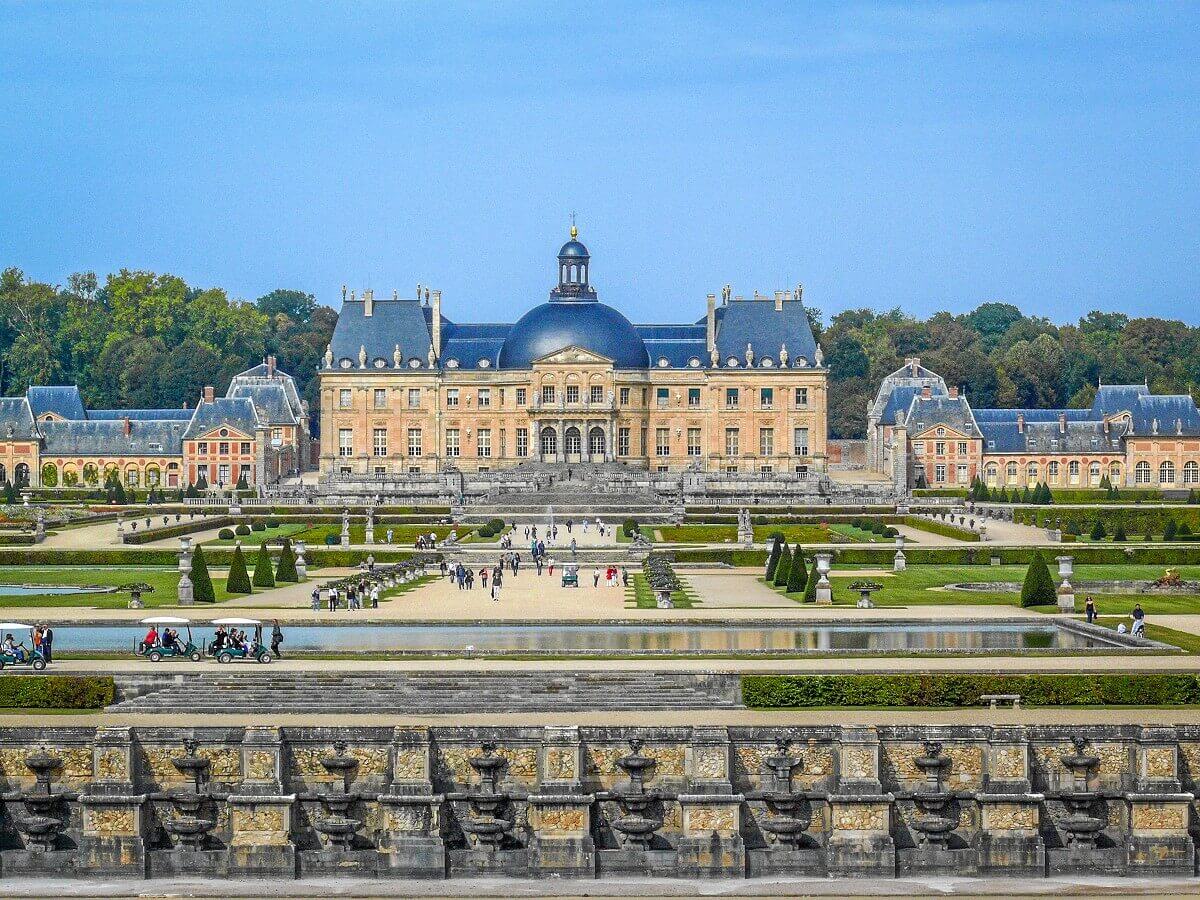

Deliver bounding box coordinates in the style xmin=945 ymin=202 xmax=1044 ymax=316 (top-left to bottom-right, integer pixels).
xmin=196 ymin=425 xmax=252 ymax=441
xmin=913 ymin=424 xmax=972 ymax=441
xmin=531 ymin=345 xmax=614 ymax=366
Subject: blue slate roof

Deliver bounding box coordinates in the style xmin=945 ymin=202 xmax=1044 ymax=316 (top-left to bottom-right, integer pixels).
xmin=977 ymin=417 xmax=1125 ymax=454
xmin=1127 ymin=394 xmax=1200 ymax=435
xmin=181 ymin=397 xmax=261 ymax=440
xmin=638 ymin=324 xmax=707 ymax=368
xmin=880 ymin=386 xmax=926 ymax=426
xmin=973 ymin=408 xmax=1093 ymax=423
xmin=1090 ymin=384 xmax=1149 ymax=417
xmin=26 ymin=386 xmax=86 ymax=421
xmin=903 ymin=395 xmax=980 ymax=437
xmin=89 ymin=408 xmax=194 ymax=421
xmin=440 ymin=322 xmax=510 ymax=369
xmin=39 ymin=419 xmax=186 ymax=456
xmin=0 ymin=398 xmax=38 ymax=440
xmin=329 ymin=299 xmax=433 ymax=369
xmin=228 ymin=384 xmax=297 ymax=425
xmin=496 ymin=299 xmax=650 ymax=369
xmin=712 ymin=298 xmax=818 ymax=365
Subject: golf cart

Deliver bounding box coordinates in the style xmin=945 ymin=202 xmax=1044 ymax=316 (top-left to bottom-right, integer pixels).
xmin=561 ymin=563 xmax=579 ymax=588
xmin=135 ymin=616 xmax=202 ymax=662
xmin=209 ymin=617 xmax=272 ymax=664
xmin=0 ymin=622 xmax=48 ymax=671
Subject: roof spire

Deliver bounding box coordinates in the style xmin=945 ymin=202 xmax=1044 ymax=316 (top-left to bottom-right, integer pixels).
xmin=570 ymin=211 xmax=578 ymax=240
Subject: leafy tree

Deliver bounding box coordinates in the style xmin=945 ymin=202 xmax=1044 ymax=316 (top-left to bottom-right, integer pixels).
xmin=773 ymin=543 xmax=792 ymax=587
xmin=1021 ymin=552 xmax=1056 ymax=607
xmin=1164 ymin=519 xmax=1177 ymax=541
xmin=252 ymin=543 xmax=276 ymax=587
xmin=275 ymin=538 xmax=299 ymax=582
xmin=1178 ymin=523 xmax=1192 ymax=538
xmin=226 ymin=545 xmax=252 ymax=594
xmin=786 ymin=545 xmax=807 ymax=594
xmin=1113 ymin=524 xmax=1126 ymax=542
xmin=191 ymin=546 xmax=215 ymax=603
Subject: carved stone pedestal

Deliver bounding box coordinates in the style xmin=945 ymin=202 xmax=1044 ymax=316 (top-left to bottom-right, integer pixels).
xmin=1125 ymin=795 xmax=1195 ymax=874
xmin=676 ymin=794 xmax=744 ymax=877
xmin=78 ymin=793 xmax=148 ymax=877
xmin=527 ymin=794 xmax=595 ymax=876
xmin=227 ymin=795 xmax=297 ymax=877
xmin=377 ymin=795 xmax=446 ymax=877
xmin=825 ymin=795 xmax=895 ymax=876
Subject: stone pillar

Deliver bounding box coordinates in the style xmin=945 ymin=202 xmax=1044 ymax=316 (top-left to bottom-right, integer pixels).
xmin=977 ymin=726 xmax=1044 ymax=875
xmin=814 ymin=553 xmax=833 ymax=605
xmin=377 ymin=727 xmax=445 ymax=877
xmin=1127 ymin=727 xmax=1194 ymax=874
xmin=78 ymin=727 xmax=147 ymax=876
xmin=34 ymin=509 xmax=45 ymax=542
xmin=177 ymin=540 xmax=193 ymax=606
xmin=893 ymin=549 xmax=906 ymax=572
xmin=295 ymin=540 xmax=307 ymax=581
xmin=228 ymin=726 xmax=296 ymax=876
xmin=826 ymin=727 xmax=894 ymax=876
xmin=365 ymin=507 xmax=375 ymax=545
xmin=529 ymin=727 xmax=595 ymax=876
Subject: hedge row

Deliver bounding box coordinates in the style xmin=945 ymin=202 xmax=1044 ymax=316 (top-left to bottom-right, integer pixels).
xmin=670 ymin=545 xmax=1200 ymax=567
xmin=0 ymin=676 xmax=115 ymax=709
xmin=0 ymin=547 xmax=427 ymax=568
xmin=0 ymin=534 xmax=37 ymax=546
xmin=1014 ymin=507 xmax=1200 ymax=533
xmin=121 ymin=517 xmax=234 ymax=545
xmin=903 ymin=516 xmax=980 ymax=542
xmin=742 ymin=674 xmax=1200 ymax=708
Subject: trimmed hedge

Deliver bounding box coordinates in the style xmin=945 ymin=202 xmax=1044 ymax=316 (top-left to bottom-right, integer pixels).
xmin=904 ymin=516 xmax=979 ymax=542
xmin=0 ymin=675 xmax=114 ymax=709
xmin=121 ymin=516 xmax=234 ymax=545
xmin=742 ymin=674 xmax=1200 ymax=708
xmin=1015 ymin=507 xmax=1200 ymax=533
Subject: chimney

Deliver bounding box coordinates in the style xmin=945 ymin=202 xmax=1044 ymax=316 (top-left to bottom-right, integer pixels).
xmin=431 ymin=290 xmax=442 ymax=360
xmin=1017 ymin=413 xmax=1025 ymax=433
xmin=949 ymin=386 xmax=958 ymax=399
xmin=706 ymin=294 xmax=716 ymax=353
xmin=267 ymin=355 xmax=276 ymax=377
xmin=364 ymin=288 xmax=374 ymax=317
xmin=203 ymin=385 xmax=214 ymax=404
xmin=123 ymin=417 xmax=131 ymax=437
xmin=774 ymin=291 xmax=784 ymax=311
xmin=921 ymin=385 xmax=932 ymax=400
xmin=910 ymin=357 xmax=921 ymax=375
xmin=1058 ymin=412 xmax=1067 ymax=433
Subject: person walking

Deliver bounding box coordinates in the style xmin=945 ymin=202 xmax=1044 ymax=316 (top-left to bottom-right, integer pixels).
xmin=386 ymin=528 xmax=394 ymax=544
xmin=370 ymin=584 xmax=379 ymax=609
xmin=1085 ymin=595 xmax=1097 ymax=623
xmin=327 ymin=585 xmax=338 ymax=612
xmin=536 ymin=557 xmax=543 ymax=576
xmin=270 ymin=620 xmax=283 ymax=658
xmin=311 ymin=588 xmax=320 ymax=611
xmin=1132 ymin=602 xmax=1146 ymax=636
xmin=481 ymin=568 xmax=489 ymax=589
xmin=593 ymin=569 xmax=600 ymax=588
xmin=41 ymin=625 xmax=53 ymax=663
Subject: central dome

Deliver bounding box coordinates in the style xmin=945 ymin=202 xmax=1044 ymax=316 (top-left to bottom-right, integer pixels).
xmin=497 ymin=300 xmax=649 ymax=369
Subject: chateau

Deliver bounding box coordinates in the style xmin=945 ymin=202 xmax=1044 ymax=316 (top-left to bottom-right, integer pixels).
xmin=870 ymin=358 xmax=1200 ymax=493
xmin=317 ymin=229 xmax=830 ymax=478
xmin=0 ymin=359 xmax=310 ymax=490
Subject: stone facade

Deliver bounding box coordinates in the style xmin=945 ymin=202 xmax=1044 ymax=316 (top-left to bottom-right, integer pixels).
xmin=0 ymin=723 xmax=1196 ymax=881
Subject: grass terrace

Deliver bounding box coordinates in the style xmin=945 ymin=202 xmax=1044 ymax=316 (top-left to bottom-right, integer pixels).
xmin=625 ymin=573 xmax=699 ymax=609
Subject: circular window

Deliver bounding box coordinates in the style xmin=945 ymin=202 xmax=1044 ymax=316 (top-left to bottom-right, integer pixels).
xmin=338 ymin=358 xmax=352 ymax=369
xmin=373 ymin=357 xmax=387 ymax=368
xmin=688 ymin=357 xmax=700 ymax=368
xmin=726 ymin=357 xmax=740 ymax=367
xmin=761 ymin=357 xmax=774 ymax=368
xmin=657 ymin=357 xmax=670 ymax=368
xmin=446 ymin=359 xmax=459 ymax=369
xmin=408 ymin=358 xmax=421 ymax=368
xmin=219 ymin=429 xmax=228 ymax=437
xmin=478 ymin=358 xmax=490 ymax=368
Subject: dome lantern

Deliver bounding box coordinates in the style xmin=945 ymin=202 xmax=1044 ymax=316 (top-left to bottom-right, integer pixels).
xmin=552 ymin=224 xmax=596 ymax=301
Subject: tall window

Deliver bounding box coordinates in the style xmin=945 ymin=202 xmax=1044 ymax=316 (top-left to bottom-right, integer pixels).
xmin=407 ymin=428 xmax=422 ymax=457
xmin=339 ymin=389 xmax=352 ymax=408
xmin=1089 ymin=462 xmax=1101 ymax=485
xmin=656 ymin=387 xmax=669 ymax=407
xmin=445 ymin=428 xmax=460 ymax=457
xmin=1185 ymin=461 xmax=1199 ymax=484
xmin=760 ymin=388 xmax=773 ymax=408
xmin=542 ymin=385 xmax=555 ymax=404
xmin=590 ymin=385 xmax=603 ymax=404
xmin=373 ymin=388 xmax=387 ymax=409
xmin=688 ymin=387 xmax=701 ymax=407
xmin=687 ymin=427 xmax=701 ymax=457
xmin=407 ymin=388 xmax=421 ymax=408
xmin=516 ymin=428 xmax=529 ymax=457
xmin=477 ymin=428 xmax=491 ymax=457
xmin=1135 ymin=461 xmax=1151 ymax=483
xmin=725 ymin=388 xmax=739 ymax=408
xmin=655 ymin=427 xmax=670 ymax=457
xmin=1026 ymin=462 xmax=1038 ymax=482
xmin=1160 ymin=460 xmax=1176 ymax=484
xmin=759 ymin=427 xmax=774 ymax=457
xmin=793 ymin=427 xmax=809 ymax=456
xmin=1069 ymin=460 xmax=1080 ymax=484
xmin=477 ymin=389 xmax=490 ymax=407
xmin=219 ymin=441 xmax=229 ymax=455
xmin=372 ymin=428 xmax=387 ymax=457
xmin=1048 ymin=460 xmax=1059 ymax=482
xmin=338 ymin=428 xmax=353 ymax=457
xmin=516 ymin=388 xmax=527 ymax=406
xmin=794 ymin=387 xmax=808 ymax=407
xmin=618 ymin=427 xmax=630 ymax=457
xmin=446 ymin=389 xmax=459 ymax=407
xmin=619 ymin=387 xmax=630 ymax=405
xmin=935 ymin=464 xmax=946 ymax=482
xmin=240 ymin=442 xmax=251 ymax=455
xmin=725 ymin=427 xmax=740 ymax=456
xmin=218 ymin=464 xmax=230 ymax=485
xmin=566 ymin=385 xmax=579 ymax=403
xmin=1007 ymin=461 xmax=1018 ymax=483
xmin=957 ymin=441 xmax=968 ymax=455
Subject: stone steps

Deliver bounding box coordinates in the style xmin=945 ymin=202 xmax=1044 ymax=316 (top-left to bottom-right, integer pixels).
xmin=109 ymin=672 xmax=739 ymax=713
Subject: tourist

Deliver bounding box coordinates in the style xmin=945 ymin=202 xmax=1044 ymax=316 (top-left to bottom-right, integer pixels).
xmin=1085 ymin=596 xmax=1097 ymax=623
xmin=140 ymin=624 xmax=158 ymax=654
xmin=481 ymin=568 xmax=489 ymax=589
xmin=490 ymin=578 xmax=500 ymax=602
xmin=566 ymin=519 xmax=573 ymax=534
xmin=31 ymin=625 xmax=42 ymax=657
xmin=386 ymin=528 xmax=394 ymax=544
xmin=311 ymin=588 xmax=320 ymax=611
xmin=327 ymin=585 xmax=338 ymax=612
xmin=593 ymin=568 xmax=600 ymax=588
xmin=269 ymin=620 xmax=283 ymax=657
xmin=570 ymin=537 xmax=577 ymax=554
xmin=621 ymin=567 xmax=629 ymax=587
xmin=512 ymin=556 xmax=520 ymax=576
xmin=40 ymin=624 xmax=53 ymax=663
xmin=370 ymin=584 xmax=379 ymax=608
xmin=466 ymin=569 xmax=475 ymax=590
xmin=536 ymin=557 xmax=543 ymax=576
xmin=211 ymin=626 xmax=227 ymax=654
xmin=1131 ymin=603 xmax=1146 ymax=637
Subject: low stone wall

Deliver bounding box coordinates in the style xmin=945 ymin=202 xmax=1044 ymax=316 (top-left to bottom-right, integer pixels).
xmin=0 ymin=724 xmax=1197 ymax=879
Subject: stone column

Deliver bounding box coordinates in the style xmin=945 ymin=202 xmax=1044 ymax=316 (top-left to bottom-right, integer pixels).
xmin=529 ymin=727 xmax=595 ymax=877
xmin=227 ymin=726 xmax=296 ymax=876
xmin=78 ymin=726 xmax=147 ymax=876
xmin=814 ymin=553 xmax=833 ymax=605
xmin=177 ymin=539 xmax=193 ymax=605
xmin=340 ymin=508 xmax=350 ymax=548
xmin=377 ymin=727 xmax=445 ymax=877
xmin=676 ymin=726 xmax=744 ymax=877
xmin=295 ymin=540 xmax=307 ymax=581
xmin=1126 ymin=727 xmax=1194 ymax=874
xmin=826 ymin=727 xmax=894 ymax=876
xmin=977 ymin=726 xmax=1044 ymax=875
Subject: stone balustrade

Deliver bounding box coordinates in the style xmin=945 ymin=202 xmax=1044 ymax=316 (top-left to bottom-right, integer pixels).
xmin=0 ymin=724 xmax=1196 ymax=880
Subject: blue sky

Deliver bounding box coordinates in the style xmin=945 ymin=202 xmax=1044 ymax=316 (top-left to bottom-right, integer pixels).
xmin=1 ymin=1 xmax=1197 ymax=325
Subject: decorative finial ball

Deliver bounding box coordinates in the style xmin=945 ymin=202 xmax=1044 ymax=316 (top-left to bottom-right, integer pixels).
xmin=570 ymin=224 xmax=578 ymax=239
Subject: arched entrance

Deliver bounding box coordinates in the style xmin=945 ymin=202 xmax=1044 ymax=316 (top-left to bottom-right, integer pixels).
xmin=564 ymin=426 xmax=582 ymax=463
xmin=588 ymin=426 xmax=606 ymax=462
xmin=13 ymin=463 xmax=29 ymax=487
xmin=540 ymin=427 xmax=558 ymax=462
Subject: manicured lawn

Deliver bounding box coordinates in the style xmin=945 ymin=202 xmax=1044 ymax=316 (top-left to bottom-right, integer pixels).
xmin=0 ymin=566 xmax=286 ymax=608
xmin=762 ymin=564 xmax=1200 ymax=615
xmin=206 ymin=523 xmax=306 ymax=546
xmin=625 ymin=573 xmax=699 ymax=609
xmin=754 ymin=525 xmax=874 ymax=544
xmin=290 ymin=524 xmax=481 ymax=546
xmin=1089 ymin=617 xmax=1200 ymax=654
xmin=653 ymin=524 xmax=737 ymax=543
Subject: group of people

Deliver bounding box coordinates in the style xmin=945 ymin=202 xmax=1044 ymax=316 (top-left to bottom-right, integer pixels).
xmin=591 ymin=565 xmax=627 ymax=588
xmin=210 ymin=625 xmax=254 ymax=655
xmin=1084 ymin=596 xmax=1147 ymax=637
xmin=138 ymin=624 xmax=184 ymax=654
xmin=2 ymin=624 xmax=53 ymax=663
xmin=447 ymin=560 xmax=507 ymax=600
xmin=312 ymin=580 xmax=381 ymax=612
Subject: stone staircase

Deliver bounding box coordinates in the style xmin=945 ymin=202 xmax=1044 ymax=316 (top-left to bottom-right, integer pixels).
xmin=108 ymin=671 xmax=740 ymax=714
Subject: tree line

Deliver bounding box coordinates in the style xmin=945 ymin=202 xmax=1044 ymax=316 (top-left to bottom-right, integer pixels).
xmin=809 ymin=302 xmax=1200 ymax=438
xmin=0 ymin=267 xmax=336 ymax=422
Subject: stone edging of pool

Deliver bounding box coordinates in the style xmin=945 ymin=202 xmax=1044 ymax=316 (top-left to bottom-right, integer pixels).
xmin=947 ymin=579 xmax=1200 ymax=595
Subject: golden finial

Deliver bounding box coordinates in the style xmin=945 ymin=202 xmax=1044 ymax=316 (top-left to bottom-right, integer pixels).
xmin=570 ymin=212 xmax=577 ymax=239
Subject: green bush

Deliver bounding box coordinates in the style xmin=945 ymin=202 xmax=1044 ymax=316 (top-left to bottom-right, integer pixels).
xmin=234 ymin=523 xmax=251 ymax=536
xmin=487 ymin=518 xmax=505 ymax=534
xmin=773 ymin=543 xmax=792 ymax=587
xmin=275 ymin=537 xmax=299 ymax=582
xmin=218 ymin=528 xmax=235 ymax=540
xmin=1179 ymin=523 xmax=1193 ymax=539
xmin=0 ymin=676 xmax=114 ymax=709
xmin=266 ymin=518 xmax=281 ymax=528
xmin=742 ymin=673 xmax=1200 ymax=708
xmin=1090 ymin=520 xmax=1107 ymax=540
xmin=785 ymin=545 xmax=807 ymax=594
xmin=225 ymin=545 xmax=252 ymax=594
xmin=764 ymin=537 xmax=783 ymax=581
xmin=251 ymin=521 xmax=266 ymax=532
xmin=1113 ymin=524 xmax=1127 ymax=542
xmin=1021 ymin=551 xmax=1056 ymax=607
xmin=191 ymin=545 xmax=215 ymax=603
xmin=252 ymin=543 xmax=276 ymax=588
xmin=904 ymin=516 xmax=979 ymax=542
xmin=1165 ymin=519 xmax=1177 ymax=540
xmin=623 ymin=518 xmax=639 ymax=537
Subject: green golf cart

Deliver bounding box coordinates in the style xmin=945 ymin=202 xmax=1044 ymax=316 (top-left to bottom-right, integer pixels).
xmin=135 ymin=616 xmax=203 ymax=662
xmin=0 ymin=622 xmax=48 ymax=671
xmin=209 ymin=618 xmax=273 ymax=664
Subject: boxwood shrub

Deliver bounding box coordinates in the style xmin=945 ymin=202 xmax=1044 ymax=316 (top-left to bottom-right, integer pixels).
xmin=218 ymin=528 xmax=235 ymax=540
xmin=234 ymin=524 xmax=251 ymax=536
xmin=742 ymin=673 xmax=1200 ymax=708
xmin=0 ymin=675 xmax=114 ymax=709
